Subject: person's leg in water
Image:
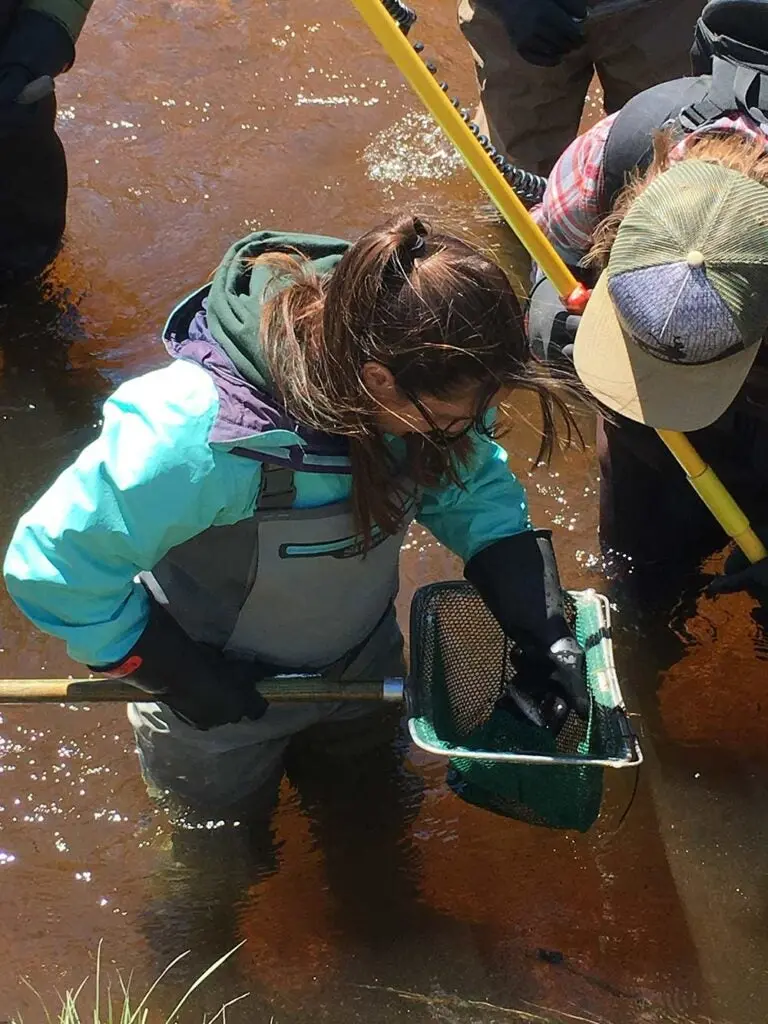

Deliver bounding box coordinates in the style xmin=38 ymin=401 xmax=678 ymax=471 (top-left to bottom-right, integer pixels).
xmin=283 ymin=612 xmax=428 ymax=963
xmin=597 ymin=414 xmax=724 ymax=614
xmin=130 ymin=609 xmax=413 ymax=982
xmin=285 ymin=710 xmax=423 ymax=948
xmin=131 ymin=699 xmax=341 ymax=987
xmin=743 ymin=420 xmax=768 ymax=639
xmin=598 ymin=408 xmax=768 ymax=720
xmin=458 ymin=0 xmax=593 ymax=176
xmin=591 ymin=0 xmax=704 ymax=114
xmin=0 ymin=91 xmax=67 ymax=288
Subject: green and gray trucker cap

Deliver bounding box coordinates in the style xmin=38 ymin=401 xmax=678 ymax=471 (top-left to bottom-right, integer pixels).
xmin=574 ymin=159 xmax=768 ymax=430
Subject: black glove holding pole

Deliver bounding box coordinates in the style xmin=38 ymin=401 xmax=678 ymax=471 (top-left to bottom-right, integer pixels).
xmin=484 ymin=0 xmax=587 ymax=67
xmin=526 ymin=274 xmax=582 ymax=366
xmin=707 ymin=527 xmax=768 ymax=607
xmin=0 ymin=10 xmax=72 ymax=135
xmin=90 ymin=601 xmax=269 ymax=731
xmin=464 ymin=529 xmax=590 ymax=724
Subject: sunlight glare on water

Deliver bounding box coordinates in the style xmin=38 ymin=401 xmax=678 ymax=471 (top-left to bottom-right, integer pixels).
xmin=364 ymin=110 xmax=464 ymax=183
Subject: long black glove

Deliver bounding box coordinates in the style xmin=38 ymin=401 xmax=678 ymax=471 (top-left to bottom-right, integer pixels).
xmin=90 ymin=601 xmax=269 ymax=731
xmin=0 ymin=10 xmax=73 ymax=134
xmin=707 ymin=528 xmax=768 ymax=607
xmin=526 ymin=274 xmax=581 ymax=366
xmin=464 ymin=529 xmax=590 ymax=720
xmin=485 ymin=0 xmax=587 ymax=67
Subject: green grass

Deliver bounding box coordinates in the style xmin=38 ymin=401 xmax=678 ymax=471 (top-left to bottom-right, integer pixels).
xmin=13 ymin=941 xmax=248 ymax=1024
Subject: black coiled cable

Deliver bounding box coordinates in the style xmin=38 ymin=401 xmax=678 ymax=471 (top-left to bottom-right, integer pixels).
xmin=381 ymin=0 xmax=417 ymax=34
xmin=505 ymin=163 xmax=548 ymax=206
xmin=378 ymin=0 xmax=549 ymax=206
xmin=459 ymin=111 xmax=548 ymax=206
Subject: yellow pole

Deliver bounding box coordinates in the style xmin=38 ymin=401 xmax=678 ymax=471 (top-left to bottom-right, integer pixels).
xmin=657 ymin=431 xmax=767 ymax=563
xmin=352 ymin=0 xmax=767 ymax=564
xmin=348 ymin=0 xmax=587 ymax=308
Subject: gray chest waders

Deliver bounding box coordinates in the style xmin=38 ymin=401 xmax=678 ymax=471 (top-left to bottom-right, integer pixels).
xmin=144 ymin=463 xmax=415 ymax=673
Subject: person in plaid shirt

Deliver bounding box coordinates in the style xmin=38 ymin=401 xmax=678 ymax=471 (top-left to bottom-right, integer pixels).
xmin=534 ymin=109 xmax=768 ymax=267
xmin=529 ymin=0 xmax=768 ymax=608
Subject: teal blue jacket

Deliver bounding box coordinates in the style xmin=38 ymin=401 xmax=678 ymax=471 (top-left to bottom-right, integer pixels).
xmin=3 ymin=231 xmax=532 ymax=667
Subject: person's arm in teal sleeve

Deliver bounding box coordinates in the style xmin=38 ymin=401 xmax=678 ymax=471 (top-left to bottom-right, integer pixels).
xmin=416 ymin=434 xmax=531 ymax=562
xmin=3 ymin=360 xmax=260 ymax=667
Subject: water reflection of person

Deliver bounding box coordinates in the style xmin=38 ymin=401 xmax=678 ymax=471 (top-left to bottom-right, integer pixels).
xmin=0 ymin=274 xmax=108 ymax=541
xmin=139 ymin=714 xmax=432 ymax=999
xmin=0 ymin=0 xmax=93 ymax=288
xmin=525 ymin=6 xmax=768 ymax=1008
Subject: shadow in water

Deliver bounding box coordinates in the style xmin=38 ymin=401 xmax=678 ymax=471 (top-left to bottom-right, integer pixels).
xmin=0 ymin=268 xmax=111 ymax=539
xmin=137 ymin=714 xmax=447 ymax=1006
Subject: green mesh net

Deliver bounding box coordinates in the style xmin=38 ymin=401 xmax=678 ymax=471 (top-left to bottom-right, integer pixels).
xmin=407 ymin=582 xmax=640 ymax=832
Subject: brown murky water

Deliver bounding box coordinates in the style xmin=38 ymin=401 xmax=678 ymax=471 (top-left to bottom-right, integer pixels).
xmin=1 ymin=2 xmax=768 ymax=1021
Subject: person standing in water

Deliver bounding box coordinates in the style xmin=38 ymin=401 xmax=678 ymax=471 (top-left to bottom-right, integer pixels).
xmin=0 ymin=0 xmax=93 ymax=287
xmin=458 ymin=0 xmax=704 ymax=176
xmin=3 ymin=214 xmax=587 ymax=821
xmin=526 ymin=0 xmax=768 ymax=608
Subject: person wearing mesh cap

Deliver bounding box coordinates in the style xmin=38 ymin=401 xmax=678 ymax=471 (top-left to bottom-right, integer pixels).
xmin=533 ymin=133 xmax=768 ymax=604
xmin=525 ymin=0 xmax=768 ymax=607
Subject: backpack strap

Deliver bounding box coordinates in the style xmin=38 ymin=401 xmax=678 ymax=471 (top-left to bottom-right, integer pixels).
xmin=599 ymin=77 xmax=710 ymax=216
xmin=256 ymin=464 xmax=297 ymax=510
xmin=733 ymin=59 xmax=768 ymax=124
xmin=679 ymin=54 xmax=768 ymax=128
xmin=600 ymin=52 xmax=768 ymax=216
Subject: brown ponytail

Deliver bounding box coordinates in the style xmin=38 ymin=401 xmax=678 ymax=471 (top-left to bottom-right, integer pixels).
xmin=254 ymin=214 xmax=578 ymax=546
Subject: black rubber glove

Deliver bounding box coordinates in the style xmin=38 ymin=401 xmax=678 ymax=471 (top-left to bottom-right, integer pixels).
xmin=707 ymin=528 xmax=768 ymax=606
xmin=486 ymin=0 xmax=587 ymax=67
xmin=0 ymin=10 xmax=73 ymax=134
xmin=464 ymin=529 xmax=590 ymax=720
xmin=90 ymin=601 xmax=269 ymax=731
xmin=525 ymin=275 xmax=581 ymax=366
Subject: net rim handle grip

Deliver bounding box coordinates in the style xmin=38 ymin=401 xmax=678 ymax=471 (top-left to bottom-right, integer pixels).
xmin=347 ymin=0 xmax=767 ymax=565
xmin=407 ymin=720 xmax=644 ymax=770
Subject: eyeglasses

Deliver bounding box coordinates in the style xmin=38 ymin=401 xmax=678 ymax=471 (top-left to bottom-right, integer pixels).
xmin=397 ymin=383 xmax=499 ymax=448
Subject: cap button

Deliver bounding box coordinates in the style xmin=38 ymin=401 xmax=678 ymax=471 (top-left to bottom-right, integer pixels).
xmin=687 ymin=250 xmax=705 ymax=267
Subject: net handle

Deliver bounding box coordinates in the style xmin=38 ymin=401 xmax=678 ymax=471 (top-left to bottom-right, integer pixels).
xmin=0 ymin=676 xmax=405 ymax=704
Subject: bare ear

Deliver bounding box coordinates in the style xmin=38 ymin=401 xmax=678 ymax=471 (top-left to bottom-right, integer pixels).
xmin=361 ymin=361 xmax=397 ymax=402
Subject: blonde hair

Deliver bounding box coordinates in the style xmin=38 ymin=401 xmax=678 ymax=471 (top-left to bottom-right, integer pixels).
xmin=588 ymin=130 xmax=768 ymax=269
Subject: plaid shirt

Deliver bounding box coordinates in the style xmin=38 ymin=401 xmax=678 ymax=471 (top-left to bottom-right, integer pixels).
xmin=532 ymin=111 xmax=768 ymax=268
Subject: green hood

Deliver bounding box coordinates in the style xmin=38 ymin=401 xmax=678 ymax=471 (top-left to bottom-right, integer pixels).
xmin=207 ymin=230 xmax=351 ymax=389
